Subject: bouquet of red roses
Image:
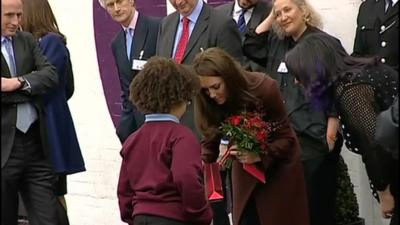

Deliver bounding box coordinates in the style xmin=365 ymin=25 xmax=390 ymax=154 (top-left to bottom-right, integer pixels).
xmin=218 ymin=112 xmax=271 ymax=183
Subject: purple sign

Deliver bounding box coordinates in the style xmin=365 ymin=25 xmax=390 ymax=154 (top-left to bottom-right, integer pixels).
xmin=93 ymin=0 xmax=230 ymax=127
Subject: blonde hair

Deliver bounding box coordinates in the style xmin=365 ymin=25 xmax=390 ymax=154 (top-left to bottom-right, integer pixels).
xmin=272 ymin=0 xmax=322 ymax=39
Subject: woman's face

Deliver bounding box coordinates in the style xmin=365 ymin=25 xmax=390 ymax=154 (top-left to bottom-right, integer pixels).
xmin=199 ymin=76 xmax=228 ymax=105
xmin=273 ymin=0 xmax=307 ymax=38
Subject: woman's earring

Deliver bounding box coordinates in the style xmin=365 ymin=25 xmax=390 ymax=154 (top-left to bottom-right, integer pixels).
xmin=304 ymin=15 xmax=310 ymax=23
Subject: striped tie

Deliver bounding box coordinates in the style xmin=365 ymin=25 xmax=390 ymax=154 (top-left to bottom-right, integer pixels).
xmin=237 ymin=9 xmax=247 ymax=34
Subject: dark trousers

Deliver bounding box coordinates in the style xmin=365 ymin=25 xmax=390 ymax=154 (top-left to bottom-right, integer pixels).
xmin=300 ymin=135 xmax=341 ymax=225
xmin=1 ymin=124 xmax=59 ymax=225
xmin=133 ymin=215 xmax=191 ymax=225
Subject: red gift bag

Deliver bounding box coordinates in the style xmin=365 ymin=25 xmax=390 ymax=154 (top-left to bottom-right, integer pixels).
xmin=203 ymin=163 xmax=224 ymax=201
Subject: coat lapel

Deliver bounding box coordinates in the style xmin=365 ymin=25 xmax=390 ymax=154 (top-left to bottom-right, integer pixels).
xmin=165 ymin=13 xmax=180 ymax=58
xmin=132 ymin=15 xmax=148 ymax=59
xmin=12 ymin=33 xmax=24 ymax=76
xmin=1 ymin=54 xmax=11 ymax=78
xmin=115 ymin=30 xmax=128 ymax=64
xmin=382 ymin=3 xmax=398 ymax=22
xmin=183 ymin=4 xmax=210 ymax=61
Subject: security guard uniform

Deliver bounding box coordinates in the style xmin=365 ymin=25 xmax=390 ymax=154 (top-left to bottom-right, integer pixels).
xmin=353 ymin=0 xmax=399 ymax=72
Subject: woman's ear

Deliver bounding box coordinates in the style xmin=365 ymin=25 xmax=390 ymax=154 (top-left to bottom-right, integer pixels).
xmin=300 ymin=6 xmax=309 ymax=22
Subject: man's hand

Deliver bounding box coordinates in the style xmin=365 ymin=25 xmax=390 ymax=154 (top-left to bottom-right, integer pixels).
xmin=1 ymin=77 xmax=21 ymax=92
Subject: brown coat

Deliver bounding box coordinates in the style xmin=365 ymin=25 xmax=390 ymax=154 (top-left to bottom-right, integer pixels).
xmin=201 ymin=72 xmax=309 ymax=225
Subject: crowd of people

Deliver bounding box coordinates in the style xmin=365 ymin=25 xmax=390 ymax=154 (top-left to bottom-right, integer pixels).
xmin=1 ymin=0 xmax=398 ymax=225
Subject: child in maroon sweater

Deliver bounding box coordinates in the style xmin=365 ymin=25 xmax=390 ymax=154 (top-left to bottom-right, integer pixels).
xmin=117 ymin=56 xmax=212 ymax=225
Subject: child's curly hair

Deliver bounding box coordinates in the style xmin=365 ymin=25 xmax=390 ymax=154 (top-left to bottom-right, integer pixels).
xmin=130 ymin=56 xmax=200 ymax=114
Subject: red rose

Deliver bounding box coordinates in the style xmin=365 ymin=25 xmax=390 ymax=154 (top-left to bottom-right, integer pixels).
xmin=249 ymin=117 xmax=263 ymax=128
xmin=256 ymin=130 xmax=267 ymax=142
xmin=230 ymin=115 xmax=242 ymax=126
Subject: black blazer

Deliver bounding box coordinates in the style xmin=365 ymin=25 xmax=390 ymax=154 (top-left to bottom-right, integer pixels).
xmin=1 ymin=31 xmax=58 ymax=168
xmin=216 ymin=0 xmax=272 ymax=72
xmin=353 ymin=0 xmax=398 ymax=71
xmin=111 ymin=14 xmax=160 ymax=143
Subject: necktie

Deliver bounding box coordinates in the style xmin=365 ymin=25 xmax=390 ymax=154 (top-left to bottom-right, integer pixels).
xmin=174 ymin=17 xmax=190 ymax=64
xmin=237 ymin=9 xmax=247 ymax=34
xmin=126 ymin=28 xmax=133 ymax=60
xmin=3 ymin=38 xmax=17 ymax=76
xmin=3 ymin=38 xmax=38 ymax=133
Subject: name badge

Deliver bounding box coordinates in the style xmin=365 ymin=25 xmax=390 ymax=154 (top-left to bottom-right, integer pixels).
xmin=277 ymin=62 xmax=288 ymax=73
xmin=132 ymin=59 xmax=147 ymax=71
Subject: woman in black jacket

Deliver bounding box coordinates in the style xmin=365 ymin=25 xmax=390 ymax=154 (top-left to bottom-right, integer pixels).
xmin=285 ymin=32 xmax=399 ymax=225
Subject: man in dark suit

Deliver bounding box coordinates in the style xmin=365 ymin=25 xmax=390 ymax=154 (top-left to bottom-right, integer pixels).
xmin=157 ymin=0 xmax=243 ymax=135
xmin=216 ymin=0 xmax=271 ymax=38
xmin=1 ymin=0 xmax=60 ymax=224
xmin=353 ymin=0 xmax=398 ymax=72
xmin=216 ymin=0 xmax=272 ymax=72
xmin=99 ymin=0 xmax=160 ymax=143
xmin=157 ymin=0 xmax=243 ymax=65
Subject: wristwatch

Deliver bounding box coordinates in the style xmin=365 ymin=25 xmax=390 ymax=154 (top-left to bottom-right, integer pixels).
xmin=17 ymin=76 xmax=26 ymax=89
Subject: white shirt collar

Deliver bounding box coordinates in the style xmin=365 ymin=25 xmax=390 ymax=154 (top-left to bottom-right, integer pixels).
xmin=233 ymin=1 xmax=254 ymax=24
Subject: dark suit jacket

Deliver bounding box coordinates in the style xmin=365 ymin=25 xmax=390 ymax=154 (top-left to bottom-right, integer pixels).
xmin=111 ymin=14 xmax=160 ymax=143
xmin=156 ymin=3 xmax=243 ymax=64
xmin=216 ymin=0 xmax=272 ymax=72
xmin=1 ymin=31 xmax=58 ymax=168
xmin=157 ymin=3 xmax=243 ymax=135
xmin=216 ymin=0 xmax=271 ymax=37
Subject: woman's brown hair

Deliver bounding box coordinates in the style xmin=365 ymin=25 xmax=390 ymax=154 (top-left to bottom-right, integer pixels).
xmin=21 ymin=0 xmax=65 ymax=42
xmin=192 ymin=47 xmax=259 ymax=138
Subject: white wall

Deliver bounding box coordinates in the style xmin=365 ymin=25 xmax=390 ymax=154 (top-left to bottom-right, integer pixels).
xmin=48 ymin=1 xmax=123 ymax=224
xmin=47 ymin=0 xmax=390 ymax=224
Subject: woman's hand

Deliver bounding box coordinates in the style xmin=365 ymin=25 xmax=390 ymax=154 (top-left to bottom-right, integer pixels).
xmin=378 ymin=185 xmax=395 ymax=219
xmin=229 ymin=145 xmax=261 ymax=164
xmin=326 ymin=117 xmax=340 ymax=151
xmin=255 ymin=8 xmax=275 ymax=34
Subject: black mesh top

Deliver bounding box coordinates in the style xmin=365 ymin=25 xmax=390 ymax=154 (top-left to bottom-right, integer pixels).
xmin=334 ymin=63 xmax=398 ymax=198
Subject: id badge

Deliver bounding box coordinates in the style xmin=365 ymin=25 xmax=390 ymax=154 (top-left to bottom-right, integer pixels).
xmin=132 ymin=59 xmax=147 ymax=71
xmin=277 ymin=61 xmax=288 ymax=73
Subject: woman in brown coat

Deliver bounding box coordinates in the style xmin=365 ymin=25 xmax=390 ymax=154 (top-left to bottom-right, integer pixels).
xmin=192 ymin=47 xmax=309 ymax=225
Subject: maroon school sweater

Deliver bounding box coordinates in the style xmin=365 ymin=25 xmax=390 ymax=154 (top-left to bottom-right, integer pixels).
xmin=117 ymin=121 xmax=212 ymax=225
